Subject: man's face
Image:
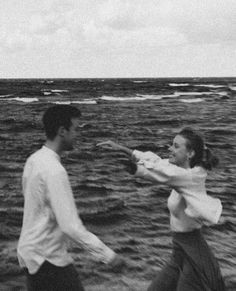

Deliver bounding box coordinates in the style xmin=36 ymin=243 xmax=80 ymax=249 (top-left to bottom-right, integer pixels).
xmin=62 ymin=118 xmax=80 ymax=151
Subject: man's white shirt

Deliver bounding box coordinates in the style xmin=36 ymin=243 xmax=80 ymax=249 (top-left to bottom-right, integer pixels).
xmin=17 ymin=146 xmax=115 ymax=274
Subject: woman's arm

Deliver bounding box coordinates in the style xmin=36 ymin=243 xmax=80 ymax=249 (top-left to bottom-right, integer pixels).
xmin=97 ymin=141 xmax=138 ymax=174
xmin=97 ymin=141 xmax=133 ymax=156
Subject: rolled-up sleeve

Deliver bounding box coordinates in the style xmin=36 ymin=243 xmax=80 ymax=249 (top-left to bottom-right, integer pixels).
xmin=46 ymin=169 xmax=116 ymax=264
xmin=131 ymin=150 xmax=222 ymax=225
xmin=132 ymin=150 xmax=190 ymax=187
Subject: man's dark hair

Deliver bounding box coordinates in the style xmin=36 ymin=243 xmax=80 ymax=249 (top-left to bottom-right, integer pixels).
xmin=42 ymin=105 xmax=81 ymax=140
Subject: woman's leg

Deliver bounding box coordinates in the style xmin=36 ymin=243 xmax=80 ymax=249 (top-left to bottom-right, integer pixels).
xmin=175 ymin=231 xmax=225 ymax=291
xmin=176 ymin=258 xmax=210 ymax=291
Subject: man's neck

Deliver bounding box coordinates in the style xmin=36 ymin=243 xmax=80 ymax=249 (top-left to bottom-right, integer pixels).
xmin=44 ymin=139 xmax=62 ymax=156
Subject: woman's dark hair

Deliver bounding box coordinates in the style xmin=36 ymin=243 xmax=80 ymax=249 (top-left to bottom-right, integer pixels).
xmin=42 ymin=105 xmax=81 ymax=140
xmin=178 ymin=127 xmax=219 ymax=170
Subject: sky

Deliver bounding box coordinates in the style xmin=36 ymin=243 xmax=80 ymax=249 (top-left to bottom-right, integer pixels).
xmin=0 ymin=0 xmax=236 ymax=78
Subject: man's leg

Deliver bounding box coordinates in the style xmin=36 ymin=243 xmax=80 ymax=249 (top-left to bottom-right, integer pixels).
xmin=25 ymin=261 xmax=84 ymax=291
xmin=53 ymin=263 xmax=85 ymax=291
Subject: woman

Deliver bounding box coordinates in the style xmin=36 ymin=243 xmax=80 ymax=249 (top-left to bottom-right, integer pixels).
xmin=97 ymin=127 xmax=225 ymax=291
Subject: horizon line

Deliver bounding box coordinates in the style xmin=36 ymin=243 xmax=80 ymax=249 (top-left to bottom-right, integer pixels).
xmin=0 ymin=76 xmax=236 ymax=80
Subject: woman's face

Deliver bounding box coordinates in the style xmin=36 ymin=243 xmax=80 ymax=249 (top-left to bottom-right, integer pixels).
xmin=169 ymin=135 xmax=193 ymax=168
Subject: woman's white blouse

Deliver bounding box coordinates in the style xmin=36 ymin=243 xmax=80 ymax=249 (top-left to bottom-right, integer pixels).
xmin=132 ymin=150 xmax=222 ymax=232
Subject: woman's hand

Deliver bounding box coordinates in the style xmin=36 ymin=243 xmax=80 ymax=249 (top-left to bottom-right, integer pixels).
xmin=96 ymin=140 xmax=122 ymax=151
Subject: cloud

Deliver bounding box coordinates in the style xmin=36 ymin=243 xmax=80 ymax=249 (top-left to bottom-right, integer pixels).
xmin=1 ymin=0 xmax=236 ymax=55
xmin=0 ymin=30 xmax=32 ymax=52
xmin=29 ymin=14 xmax=65 ymax=35
xmin=96 ymin=0 xmax=236 ymax=44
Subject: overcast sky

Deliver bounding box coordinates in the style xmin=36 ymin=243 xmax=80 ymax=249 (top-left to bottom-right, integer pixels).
xmin=0 ymin=0 xmax=236 ymax=78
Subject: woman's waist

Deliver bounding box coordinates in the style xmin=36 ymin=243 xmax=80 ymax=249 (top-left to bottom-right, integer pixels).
xmin=170 ymin=211 xmax=202 ymax=232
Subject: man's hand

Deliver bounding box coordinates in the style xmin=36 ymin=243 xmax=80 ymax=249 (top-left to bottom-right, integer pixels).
xmin=108 ymin=254 xmax=126 ymax=272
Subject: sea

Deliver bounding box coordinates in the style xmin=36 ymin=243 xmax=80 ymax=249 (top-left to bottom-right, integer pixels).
xmin=0 ymin=78 xmax=236 ymax=291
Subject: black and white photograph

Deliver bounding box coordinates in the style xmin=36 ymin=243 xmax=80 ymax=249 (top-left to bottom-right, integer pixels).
xmin=0 ymin=1 xmax=235 ymax=290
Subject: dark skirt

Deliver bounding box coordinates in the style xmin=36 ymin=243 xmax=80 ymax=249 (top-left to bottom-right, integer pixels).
xmin=147 ymin=229 xmax=225 ymax=291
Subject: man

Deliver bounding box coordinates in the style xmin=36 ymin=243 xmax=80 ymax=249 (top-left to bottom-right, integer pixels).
xmin=17 ymin=105 xmax=124 ymax=291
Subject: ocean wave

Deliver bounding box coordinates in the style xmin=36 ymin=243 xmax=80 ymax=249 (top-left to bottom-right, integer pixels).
xmin=208 ymin=128 xmax=236 ymax=135
xmin=6 ymin=97 xmax=39 ymax=103
xmin=179 ymin=98 xmax=204 ymax=103
xmin=209 ymin=219 xmax=236 ymax=232
xmin=39 ymin=80 xmax=54 ymax=84
xmin=169 ymin=83 xmax=190 ymax=86
xmin=100 ymin=96 xmax=145 ymax=101
xmin=0 ymin=224 xmax=20 ymax=240
xmin=217 ymin=91 xmax=229 ymax=96
xmin=0 ymin=94 xmax=13 ymax=98
xmin=229 ymin=85 xmax=236 ymax=91
xmin=136 ymin=94 xmax=163 ymax=100
xmin=0 ymin=207 xmax=23 ymax=228
xmin=0 ymin=163 xmax=23 ymax=173
xmin=79 ymin=198 xmax=126 ymax=224
xmin=51 ymin=100 xmax=97 ymax=105
xmin=176 ymin=91 xmax=213 ymax=96
xmin=133 ymin=81 xmax=149 ymax=83
xmin=134 ymin=118 xmax=181 ymax=126
xmin=41 ymin=89 xmax=69 ymax=96
xmin=1 ymin=117 xmax=16 ymax=124
xmin=99 ymin=92 xmax=216 ymax=102
xmin=50 ymin=89 xmax=69 ymax=93
xmin=100 ymin=94 xmax=172 ymax=101
xmin=73 ymin=182 xmax=127 ymax=196
xmin=195 ymin=84 xmax=225 ymax=88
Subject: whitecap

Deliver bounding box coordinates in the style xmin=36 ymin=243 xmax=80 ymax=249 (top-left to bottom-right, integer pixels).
xmin=169 ymin=83 xmax=190 ymax=86
xmin=39 ymin=80 xmax=54 ymax=84
xmin=133 ymin=81 xmax=148 ymax=83
xmin=179 ymin=98 xmax=204 ymax=103
xmin=52 ymin=101 xmax=72 ymax=105
xmin=8 ymin=97 xmax=39 ymax=103
xmin=195 ymin=84 xmax=225 ymax=88
xmin=176 ymin=91 xmax=213 ymax=96
xmin=136 ymin=94 xmax=163 ymax=100
xmin=229 ymin=85 xmax=236 ymax=91
xmin=100 ymin=96 xmax=144 ymax=101
xmin=0 ymin=94 xmax=12 ymax=98
xmin=217 ymin=92 xmax=229 ymax=96
xmin=74 ymin=100 xmax=97 ymax=104
xmin=51 ymin=89 xmax=69 ymax=93
xmin=51 ymin=99 xmax=97 ymax=105
xmin=101 ymin=94 xmax=174 ymax=101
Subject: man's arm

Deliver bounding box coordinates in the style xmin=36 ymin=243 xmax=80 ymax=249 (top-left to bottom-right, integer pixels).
xmin=46 ymin=169 xmax=124 ymax=267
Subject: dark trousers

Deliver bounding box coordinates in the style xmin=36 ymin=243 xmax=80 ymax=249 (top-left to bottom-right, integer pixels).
xmin=147 ymin=229 xmax=225 ymax=291
xmin=24 ymin=261 xmax=85 ymax=291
